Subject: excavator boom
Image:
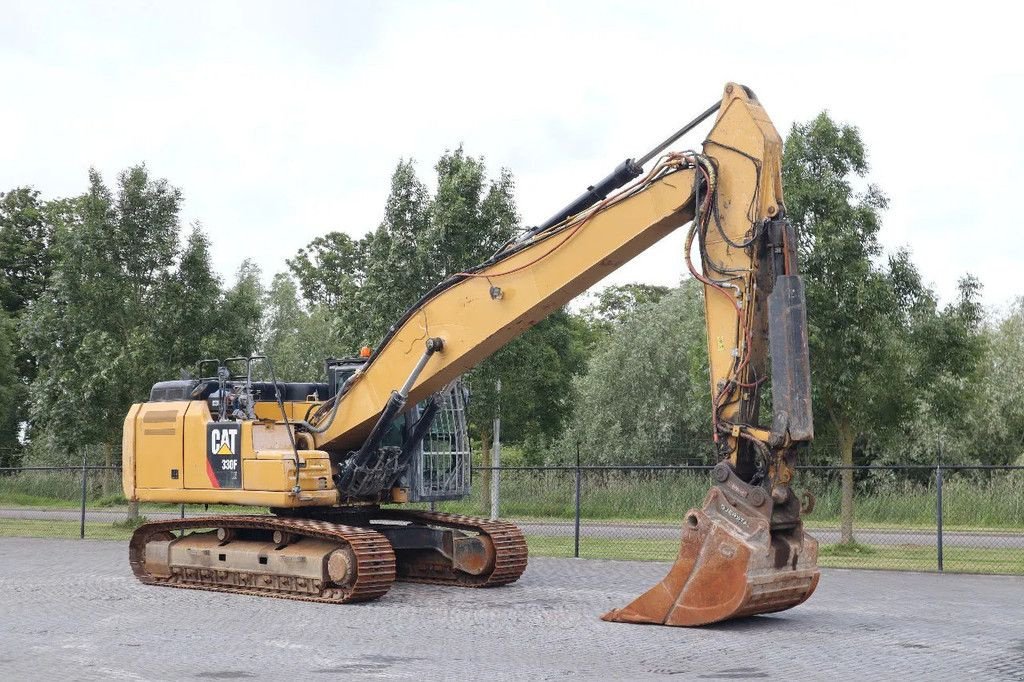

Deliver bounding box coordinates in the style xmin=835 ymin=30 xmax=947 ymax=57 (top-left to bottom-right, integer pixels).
xmin=312 ymin=84 xmax=789 ymax=453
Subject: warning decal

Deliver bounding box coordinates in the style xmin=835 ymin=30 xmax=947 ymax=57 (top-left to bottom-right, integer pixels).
xmin=206 ymin=422 xmax=242 ymax=489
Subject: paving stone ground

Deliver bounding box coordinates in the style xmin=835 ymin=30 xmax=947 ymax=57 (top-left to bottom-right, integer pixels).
xmin=1 ymin=537 xmax=1022 ymax=680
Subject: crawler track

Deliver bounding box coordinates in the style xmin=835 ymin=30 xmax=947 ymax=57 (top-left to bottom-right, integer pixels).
xmin=375 ymin=510 xmax=529 ymax=587
xmin=129 ymin=516 xmax=396 ymax=603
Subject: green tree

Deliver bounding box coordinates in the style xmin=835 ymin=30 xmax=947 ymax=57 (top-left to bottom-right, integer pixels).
xmin=154 ymin=225 xmax=221 ymax=372
xmin=967 ymin=298 xmax=1024 ymax=466
xmin=577 ymin=282 xmax=673 ymax=348
xmin=360 ymin=159 xmax=434 ymax=338
xmin=0 ymin=188 xmax=55 ymax=317
xmin=23 ymin=166 xmax=183 ymax=463
xmin=783 ymin=113 xmax=982 ymax=543
xmin=204 ymin=260 xmax=265 ymax=361
xmin=288 ymin=149 xmax=587 ymax=444
xmin=262 ymin=273 xmax=344 ymax=381
xmin=883 ymin=274 xmax=988 ymax=466
xmin=289 ymin=231 xmax=365 ymax=308
xmin=359 ymin=148 xmax=519 ymax=342
xmin=582 ymin=283 xmax=671 ymax=326
xmin=468 ymin=310 xmax=591 ymax=463
xmin=562 ymin=281 xmax=712 ymax=465
xmin=0 ymin=187 xmax=61 ymax=451
xmin=426 ymin=148 xmax=518 ymax=281
xmin=0 ymin=310 xmax=21 ymax=463
xmin=287 ymin=147 xmax=594 ymax=475
xmin=290 ymin=149 xmax=521 ymax=347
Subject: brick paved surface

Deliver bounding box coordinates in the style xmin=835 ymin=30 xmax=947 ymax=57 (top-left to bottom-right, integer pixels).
xmin=1 ymin=537 xmax=1022 ymax=680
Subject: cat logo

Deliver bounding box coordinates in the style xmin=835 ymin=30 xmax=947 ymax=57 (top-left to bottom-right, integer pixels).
xmin=206 ymin=422 xmax=242 ymax=489
xmin=210 ymin=427 xmax=238 ymax=456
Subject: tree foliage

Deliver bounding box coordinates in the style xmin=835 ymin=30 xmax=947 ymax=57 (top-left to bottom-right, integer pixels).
xmin=23 ymin=166 xmax=182 ymax=456
xmin=290 ymin=149 xmax=520 ymax=345
xmin=288 ymin=147 xmax=585 ymax=446
xmin=0 ymin=120 xmax=996 ymax=485
xmin=582 ymin=283 xmax=671 ymax=325
xmin=561 ymin=281 xmax=712 ymax=465
xmin=261 ymin=273 xmax=344 ymax=381
xmin=0 ymin=310 xmax=21 ymax=461
xmin=287 ymin=231 xmax=365 ymax=337
xmin=965 ymin=298 xmax=1024 ymax=466
xmin=0 ymin=187 xmax=62 ymax=454
xmin=0 ymin=187 xmax=56 ymax=317
xmin=21 ymin=166 xmax=261 ymax=462
xmin=783 ymin=113 xmax=984 ymax=541
xmin=468 ymin=310 xmax=591 ymax=457
xmin=153 ymin=226 xmax=220 ymax=370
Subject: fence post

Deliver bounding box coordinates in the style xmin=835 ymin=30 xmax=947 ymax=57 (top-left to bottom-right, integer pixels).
xmin=490 ymin=401 xmax=501 ymax=521
xmin=936 ymin=447 xmax=944 ymax=572
xmin=80 ymin=454 xmax=87 ymax=539
xmin=573 ymin=442 xmax=581 ymax=559
xmin=180 ymin=504 xmax=185 ymax=519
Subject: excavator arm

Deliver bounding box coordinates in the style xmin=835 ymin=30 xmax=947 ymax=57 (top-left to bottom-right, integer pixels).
xmin=314 ymin=84 xmax=801 ymax=459
xmin=307 ymin=82 xmax=819 ymax=626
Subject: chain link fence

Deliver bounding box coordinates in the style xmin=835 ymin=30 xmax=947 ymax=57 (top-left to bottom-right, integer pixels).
xmin=1 ymin=463 xmax=1021 ymax=575
xmin=437 ymin=464 xmax=1024 ymax=575
xmin=0 ymin=465 xmax=266 ymax=540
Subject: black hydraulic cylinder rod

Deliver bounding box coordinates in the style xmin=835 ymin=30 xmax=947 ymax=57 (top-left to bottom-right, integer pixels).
xmin=524 ymin=101 xmax=720 ymax=239
xmin=387 ymin=395 xmax=442 ymax=488
xmin=402 ymin=395 xmax=441 ymax=458
xmin=354 ymin=390 xmax=407 ymax=464
xmin=335 ymin=389 xmax=405 ymax=490
xmin=525 ymin=159 xmax=643 ymax=237
xmin=342 ymin=336 xmax=444 ymax=474
xmin=634 ymin=101 xmax=721 ymax=167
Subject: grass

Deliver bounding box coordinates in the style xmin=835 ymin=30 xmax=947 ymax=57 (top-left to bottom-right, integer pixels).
xmin=2 ymin=467 xmax=1022 ymax=576
xmin=443 ymin=469 xmax=1024 ymax=529
xmin=3 ymin=468 xmax=1024 ymax=547
xmin=111 ymin=516 xmax=150 ymax=530
xmin=4 ymin=467 xmax=1023 ymax=529
xmin=818 ymin=543 xmax=1024 ymax=574
xmin=526 ymin=535 xmax=682 ymax=562
xmin=3 ymin=518 xmax=1021 ymax=576
xmin=0 ymin=518 xmax=136 ymax=540
xmin=525 ymin=535 xmax=1024 ymax=575
xmin=820 ymin=540 xmax=876 ymax=556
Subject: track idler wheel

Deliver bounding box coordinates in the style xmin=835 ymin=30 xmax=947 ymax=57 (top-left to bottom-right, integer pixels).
xmin=602 ymin=465 xmax=819 ymax=627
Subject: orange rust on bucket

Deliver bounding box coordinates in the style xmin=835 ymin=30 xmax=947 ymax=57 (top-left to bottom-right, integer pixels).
xmin=602 ymin=467 xmax=819 ymax=627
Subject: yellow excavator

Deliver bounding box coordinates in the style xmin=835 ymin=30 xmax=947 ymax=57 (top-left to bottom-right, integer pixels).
xmin=123 ymin=82 xmax=818 ymax=626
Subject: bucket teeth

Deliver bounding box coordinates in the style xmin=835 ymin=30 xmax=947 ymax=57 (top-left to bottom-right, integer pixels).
xmin=602 ymin=482 xmax=819 ymax=627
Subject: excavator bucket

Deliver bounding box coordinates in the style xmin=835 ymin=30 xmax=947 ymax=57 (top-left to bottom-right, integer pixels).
xmin=602 ymin=465 xmax=819 ymax=627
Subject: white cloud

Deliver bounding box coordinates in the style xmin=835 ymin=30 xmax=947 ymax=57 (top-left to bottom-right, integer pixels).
xmin=2 ymin=0 xmax=1021 ymax=310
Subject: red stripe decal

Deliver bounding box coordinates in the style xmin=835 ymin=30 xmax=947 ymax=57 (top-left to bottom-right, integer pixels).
xmin=206 ymin=458 xmax=221 ymax=488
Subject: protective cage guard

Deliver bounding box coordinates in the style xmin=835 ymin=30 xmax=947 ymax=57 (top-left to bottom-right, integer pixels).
xmin=408 ymin=383 xmax=472 ymax=502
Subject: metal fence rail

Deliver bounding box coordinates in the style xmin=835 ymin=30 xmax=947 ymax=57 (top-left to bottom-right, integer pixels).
xmin=1 ymin=463 xmax=1021 ymax=575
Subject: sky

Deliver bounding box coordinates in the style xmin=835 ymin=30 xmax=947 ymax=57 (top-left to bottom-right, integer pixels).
xmin=2 ymin=0 xmax=1022 ymax=313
